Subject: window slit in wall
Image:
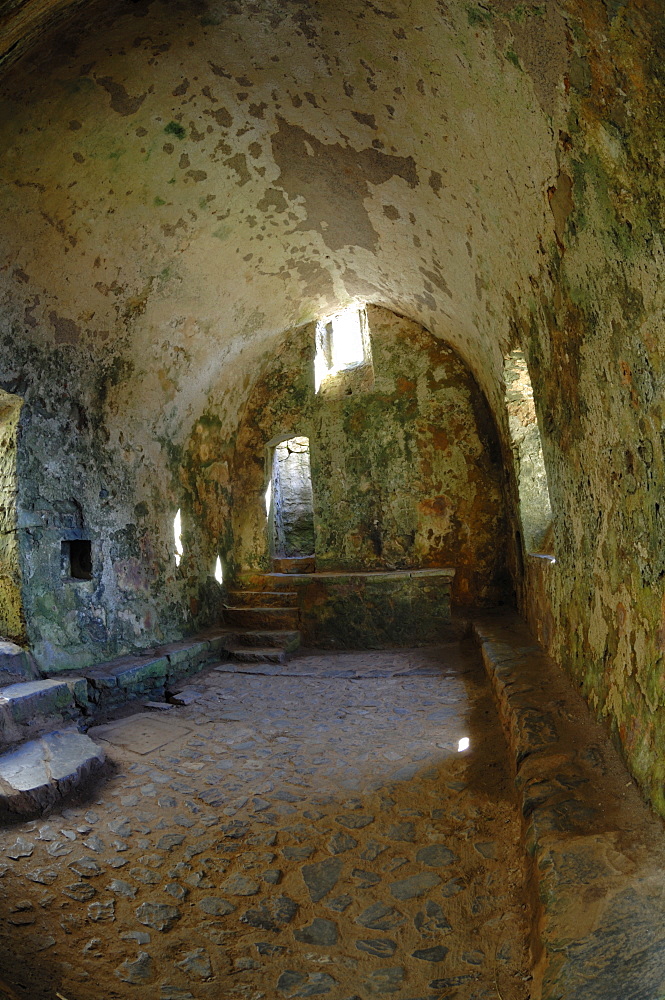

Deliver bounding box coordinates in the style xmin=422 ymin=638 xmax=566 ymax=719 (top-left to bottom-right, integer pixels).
xmin=314 ymin=305 xmax=371 ymax=392
xmin=264 ymin=478 xmax=272 ymax=519
xmin=173 ymin=509 xmax=183 ymax=567
xmin=504 ymin=350 xmax=554 ymax=556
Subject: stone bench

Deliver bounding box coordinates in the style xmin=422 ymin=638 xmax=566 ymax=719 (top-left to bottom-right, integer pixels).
xmin=80 ymin=631 xmax=229 ymax=713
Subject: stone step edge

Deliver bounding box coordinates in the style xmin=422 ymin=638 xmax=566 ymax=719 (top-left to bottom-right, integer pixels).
xmin=222 ymin=605 xmax=298 ymax=613
xmin=218 ymin=629 xmax=301 ymax=652
xmin=0 ymin=727 xmax=106 ymax=818
xmin=227 ymin=590 xmax=298 ymax=599
xmin=0 ymin=676 xmax=86 ymax=708
xmin=47 ymin=630 xmax=233 ymax=716
xmin=226 ymin=648 xmax=287 ymax=662
xmin=0 ymin=677 xmax=88 ymax=749
xmin=471 ymin=613 xmax=665 ymax=1000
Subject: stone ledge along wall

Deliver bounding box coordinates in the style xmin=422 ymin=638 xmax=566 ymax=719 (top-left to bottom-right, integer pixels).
xmin=228 ymin=305 xmax=512 ymax=608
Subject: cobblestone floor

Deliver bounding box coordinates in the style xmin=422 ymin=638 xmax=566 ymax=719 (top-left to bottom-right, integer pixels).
xmin=0 ymin=642 xmax=532 ymax=1000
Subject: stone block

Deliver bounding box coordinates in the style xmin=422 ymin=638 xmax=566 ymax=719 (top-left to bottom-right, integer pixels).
xmin=166 ymin=641 xmax=211 ymax=684
xmin=0 ymin=729 xmax=105 ymax=817
xmin=207 ymin=634 xmax=227 ymax=656
xmin=0 ymin=678 xmax=84 ymax=745
xmin=165 ymin=640 xmax=209 ymax=667
xmin=0 ymin=641 xmax=38 ymax=683
xmin=64 ymin=676 xmax=90 ymax=711
xmin=116 ymin=657 xmax=168 ymax=689
xmin=0 ymin=679 xmax=71 ymax=722
xmin=49 ymin=630 xmax=230 ymax=716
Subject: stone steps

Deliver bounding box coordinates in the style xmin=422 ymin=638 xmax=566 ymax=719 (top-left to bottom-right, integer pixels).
xmin=0 ymin=640 xmax=40 ymax=686
xmin=219 ymin=626 xmax=301 ymax=665
xmin=224 ymin=646 xmax=287 ymax=664
xmin=0 ymin=728 xmax=105 ymax=818
xmin=0 ymin=677 xmax=87 ymax=747
xmin=223 ymin=606 xmax=300 ymax=630
xmin=220 ymin=628 xmax=301 ymax=652
xmin=272 ymin=556 xmax=316 ymax=574
xmin=227 ymin=589 xmax=298 ymax=608
xmin=0 ymin=629 xmax=233 ymax=817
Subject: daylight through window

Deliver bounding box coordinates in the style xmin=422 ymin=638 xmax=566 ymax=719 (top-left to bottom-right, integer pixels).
xmin=314 ymin=305 xmax=370 ymax=391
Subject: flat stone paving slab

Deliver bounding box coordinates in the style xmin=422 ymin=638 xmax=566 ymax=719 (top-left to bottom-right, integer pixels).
xmin=0 ymin=642 xmax=532 ymax=1000
xmin=89 ymin=715 xmax=192 ymax=755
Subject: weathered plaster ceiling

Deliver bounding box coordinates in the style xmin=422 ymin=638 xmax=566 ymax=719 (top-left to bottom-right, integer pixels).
xmin=0 ymin=0 xmax=567 ymax=443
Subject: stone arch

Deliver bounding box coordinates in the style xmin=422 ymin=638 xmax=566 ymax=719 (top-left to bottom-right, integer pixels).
xmin=224 ymin=304 xmax=513 ymax=605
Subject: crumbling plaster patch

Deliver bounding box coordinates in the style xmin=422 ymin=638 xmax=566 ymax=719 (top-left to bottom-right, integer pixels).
xmin=0 ymin=0 xmax=559 ymax=438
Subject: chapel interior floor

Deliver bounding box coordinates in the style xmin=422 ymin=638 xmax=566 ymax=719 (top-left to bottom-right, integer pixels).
xmin=0 ymin=642 xmax=533 ymax=1000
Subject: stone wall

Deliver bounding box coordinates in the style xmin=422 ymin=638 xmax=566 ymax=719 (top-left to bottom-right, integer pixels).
xmin=3 ymin=0 xmax=665 ymax=818
xmin=512 ymin=1 xmax=665 ymax=818
xmin=229 ymin=306 xmax=511 ymax=607
xmin=0 ymin=390 xmax=24 ymax=644
xmin=1 ymin=341 xmax=222 ymax=672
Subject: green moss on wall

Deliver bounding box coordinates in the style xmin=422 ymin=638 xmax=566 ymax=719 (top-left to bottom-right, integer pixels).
xmin=227 ymin=306 xmax=511 ymax=606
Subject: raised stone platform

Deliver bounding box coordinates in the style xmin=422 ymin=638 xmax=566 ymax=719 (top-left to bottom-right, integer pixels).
xmin=239 ymin=567 xmax=459 ymax=648
xmin=472 ymin=612 xmax=665 ymax=1000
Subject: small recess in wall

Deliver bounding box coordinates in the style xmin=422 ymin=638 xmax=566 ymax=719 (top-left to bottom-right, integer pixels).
xmin=62 ymin=539 xmax=93 ymax=580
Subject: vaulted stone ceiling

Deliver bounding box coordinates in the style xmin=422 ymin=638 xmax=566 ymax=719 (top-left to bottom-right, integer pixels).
xmin=4 ymin=0 xmax=665 ymax=817
xmin=0 ymin=0 xmax=567 ymax=445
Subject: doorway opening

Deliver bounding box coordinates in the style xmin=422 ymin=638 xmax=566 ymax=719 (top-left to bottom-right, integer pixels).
xmin=268 ymin=436 xmax=315 ymax=558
